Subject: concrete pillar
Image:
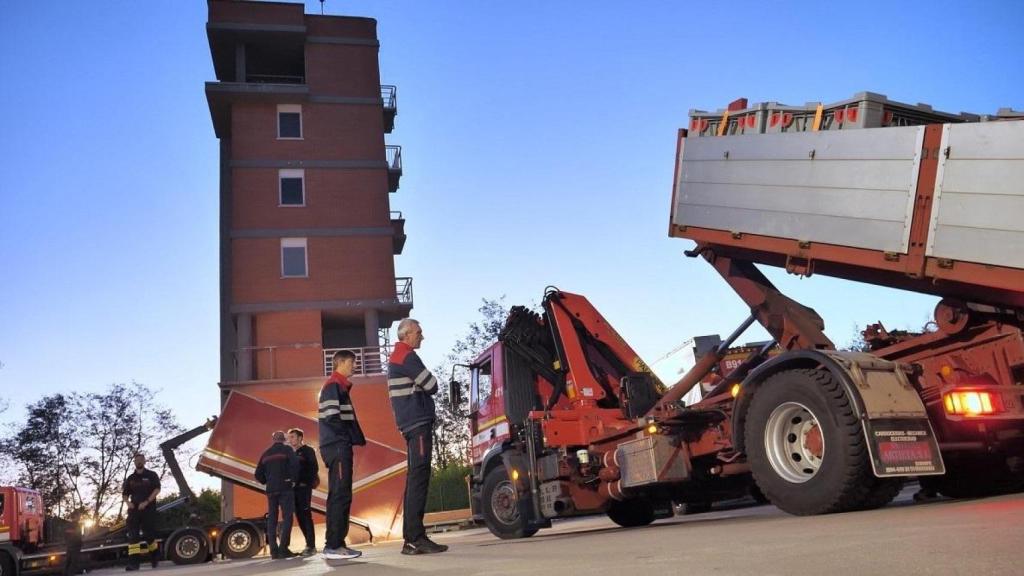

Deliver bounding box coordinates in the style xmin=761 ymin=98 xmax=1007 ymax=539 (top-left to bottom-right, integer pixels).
xmin=363 ymin=309 xmax=381 ymax=374
xmin=237 ymin=313 xmax=253 ymax=381
xmin=234 ymin=42 xmax=246 ymax=82
xmin=364 ymin=308 xmax=380 ymax=347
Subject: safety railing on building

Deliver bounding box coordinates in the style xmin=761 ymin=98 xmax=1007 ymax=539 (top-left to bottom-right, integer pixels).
xmin=246 ymin=73 xmax=305 ymax=84
xmin=386 ymin=145 xmax=402 ymax=172
xmin=322 ymin=346 xmax=392 ymax=377
xmin=390 ymin=210 xmax=403 ymax=220
xmin=396 ymin=277 xmax=413 ymax=305
xmin=235 ymin=342 xmax=321 ymax=380
xmin=381 ymin=85 xmax=397 ymax=111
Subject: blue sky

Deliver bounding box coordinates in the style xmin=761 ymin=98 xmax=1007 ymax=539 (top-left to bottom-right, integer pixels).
xmin=2 ymin=0 xmax=1023 ymax=473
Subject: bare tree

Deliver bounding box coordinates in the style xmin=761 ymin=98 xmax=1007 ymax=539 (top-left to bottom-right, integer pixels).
xmin=2 ymin=382 xmax=182 ymax=522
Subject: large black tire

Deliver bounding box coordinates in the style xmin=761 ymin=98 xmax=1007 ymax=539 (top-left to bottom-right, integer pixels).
xmin=745 ymin=369 xmax=900 ymax=516
xmin=0 ymin=551 xmax=15 ymax=576
xmin=922 ymin=456 xmax=1024 ymax=499
xmin=167 ymin=528 xmax=209 ymax=565
xmin=481 ymin=465 xmax=538 ymax=540
xmin=220 ymin=523 xmax=261 ymax=560
xmin=606 ymin=499 xmax=656 ymax=527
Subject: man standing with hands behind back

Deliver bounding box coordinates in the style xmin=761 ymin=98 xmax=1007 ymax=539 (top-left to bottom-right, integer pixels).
xmin=319 ymin=350 xmax=366 ymax=560
xmin=388 ymin=319 xmax=448 ymax=555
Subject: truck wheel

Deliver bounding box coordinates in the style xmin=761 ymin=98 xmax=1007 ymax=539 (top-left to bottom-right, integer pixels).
xmin=0 ymin=551 xmax=14 ymax=576
xmin=481 ymin=466 xmax=538 ymax=540
xmin=220 ymin=523 xmax=261 ymax=559
xmin=606 ymin=499 xmax=655 ymax=527
xmin=167 ymin=528 xmax=209 ymax=565
xmin=745 ymin=369 xmax=899 ymax=515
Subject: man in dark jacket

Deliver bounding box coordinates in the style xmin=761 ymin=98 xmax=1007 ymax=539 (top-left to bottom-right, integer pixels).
xmin=388 ymin=319 xmax=448 ymax=555
xmin=287 ymin=427 xmax=319 ymax=556
xmin=255 ymin=431 xmax=299 ymax=559
xmin=319 ymin=349 xmax=366 ymax=560
xmin=122 ymin=453 xmax=161 ymax=571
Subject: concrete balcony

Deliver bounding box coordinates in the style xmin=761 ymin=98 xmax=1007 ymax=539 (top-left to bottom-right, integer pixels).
xmin=390 ymin=211 xmax=407 ymax=255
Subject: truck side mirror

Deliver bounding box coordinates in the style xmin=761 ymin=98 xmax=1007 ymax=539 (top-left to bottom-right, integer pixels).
xmin=448 ymin=379 xmax=463 ymax=409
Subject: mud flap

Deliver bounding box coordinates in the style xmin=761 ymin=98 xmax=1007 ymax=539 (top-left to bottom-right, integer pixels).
xmin=821 ymin=351 xmax=945 ymax=477
xmin=864 ymin=417 xmax=945 ymax=477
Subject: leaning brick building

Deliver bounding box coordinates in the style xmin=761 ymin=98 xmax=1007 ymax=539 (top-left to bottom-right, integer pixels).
xmin=203 ymin=0 xmax=410 ymax=542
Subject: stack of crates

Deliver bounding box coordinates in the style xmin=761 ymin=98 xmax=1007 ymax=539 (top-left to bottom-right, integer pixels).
xmin=688 ymin=91 xmax=981 ymax=137
xmin=688 ymin=99 xmax=768 ymax=137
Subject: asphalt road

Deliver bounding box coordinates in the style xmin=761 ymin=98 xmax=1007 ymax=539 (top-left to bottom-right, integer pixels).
xmin=92 ymin=487 xmax=1024 ymax=576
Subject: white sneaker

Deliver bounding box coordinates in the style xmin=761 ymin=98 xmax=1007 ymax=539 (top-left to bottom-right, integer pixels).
xmin=322 ymin=547 xmax=362 ymax=560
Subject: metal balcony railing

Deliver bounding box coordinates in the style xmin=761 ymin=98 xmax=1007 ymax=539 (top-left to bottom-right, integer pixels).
xmin=381 ymin=85 xmax=397 ymax=111
xmin=323 ymin=346 xmax=391 ymax=377
xmin=386 ymin=145 xmax=402 ymax=173
xmin=390 ymin=210 xmax=404 ymax=220
xmin=396 ymin=277 xmax=413 ymax=305
xmin=245 ymin=73 xmax=305 ymax=84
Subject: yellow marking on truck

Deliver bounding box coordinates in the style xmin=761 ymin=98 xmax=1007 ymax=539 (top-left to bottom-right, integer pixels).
xmin=353 ymin=467 xmax=407 ymax=494
xmin=812 ymin=104 xmax=824 ymax=131
xmin=477 ymin=414 xmax=508 ymax=430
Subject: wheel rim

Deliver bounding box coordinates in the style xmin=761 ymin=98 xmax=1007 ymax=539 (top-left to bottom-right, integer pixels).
xmin=491 ymin=480 xmax=520 ymax=525
xmin=176 ymin=535 xmax=202 ymax=559
xmin=227 ymin=529 xmax=252 ymax=553
xmin=764 ymin=401 xmax=825 ymax=483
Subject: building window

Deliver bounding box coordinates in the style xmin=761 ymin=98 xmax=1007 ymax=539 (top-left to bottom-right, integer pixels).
xmin=279 ymin=169 xmax=305 ymax=206
xmin=281 ymin=238 xmax=308 ymax=278
xmin=278 ymin=104 xmax=302 ymax=139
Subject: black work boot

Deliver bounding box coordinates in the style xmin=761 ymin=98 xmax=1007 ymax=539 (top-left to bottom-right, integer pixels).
xmin=401 ymin=538 xmax=448 ymax=555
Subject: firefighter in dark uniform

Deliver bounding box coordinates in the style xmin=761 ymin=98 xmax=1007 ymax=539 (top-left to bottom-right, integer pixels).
xmin=122 ymin=453 xmax=161 ymax=571
xmin=388 ymin=319 xmax=448 ymax=555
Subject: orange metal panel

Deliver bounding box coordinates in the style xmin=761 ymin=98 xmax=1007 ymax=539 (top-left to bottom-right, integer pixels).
xmin=198 ymin=391 xmax=407 ymax=542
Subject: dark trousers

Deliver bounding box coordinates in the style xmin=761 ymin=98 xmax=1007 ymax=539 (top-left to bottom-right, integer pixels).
xmin=294 ymin=486 xmax=315 ymax=549
xmin=322 ymin=442 xmax=354 ymax=549
xmin=266 ymin=490 xmax=295 ymax=555
xmin=126 ymin=506 xmax=158 ymax=567
xmin=403 ymin=425 xmax=433 ymax=544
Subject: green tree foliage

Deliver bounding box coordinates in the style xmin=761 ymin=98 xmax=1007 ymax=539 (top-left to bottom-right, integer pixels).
xmin=156 ymin=489 xmax=222 ymax=530
xmin=426 ymin=463 xmax=471 ymax=513
xmin=1 ymin=382 xmax=183 ymax=523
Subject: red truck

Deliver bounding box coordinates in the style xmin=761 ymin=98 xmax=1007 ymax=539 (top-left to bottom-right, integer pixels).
xmin=460 ymin=93 xmax=1024 ymax=539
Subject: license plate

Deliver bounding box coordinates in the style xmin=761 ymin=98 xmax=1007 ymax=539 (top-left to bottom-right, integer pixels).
xmin=864 ymin=417 xmax=945 ymax=477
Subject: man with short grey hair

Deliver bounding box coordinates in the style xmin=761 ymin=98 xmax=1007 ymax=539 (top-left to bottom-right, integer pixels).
xmin=387 ymin=319 xmax=447 ymax=555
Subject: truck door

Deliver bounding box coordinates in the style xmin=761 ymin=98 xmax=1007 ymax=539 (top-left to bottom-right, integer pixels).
xmin=470 ymin=353 xmax=509 ymax=464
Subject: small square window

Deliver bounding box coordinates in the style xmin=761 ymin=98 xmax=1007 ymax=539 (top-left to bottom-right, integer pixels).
xmin=279 ymin=169 xmax=304 ymax=206
xmin=281 ymin=238 xmax=308 ymax=278
xmin=278 ymin=104 xmax=302 ymax=139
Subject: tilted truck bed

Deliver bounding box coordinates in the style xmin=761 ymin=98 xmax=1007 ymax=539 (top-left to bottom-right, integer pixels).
xmin=670 ymin=120 xmax=1024 ymax=307
xmin=197 ymin=392 xmax=408 ymax=541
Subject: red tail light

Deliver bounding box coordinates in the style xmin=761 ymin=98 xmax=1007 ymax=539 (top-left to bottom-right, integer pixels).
xmin=943 ymin=390 xmax=1004 ymax=416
